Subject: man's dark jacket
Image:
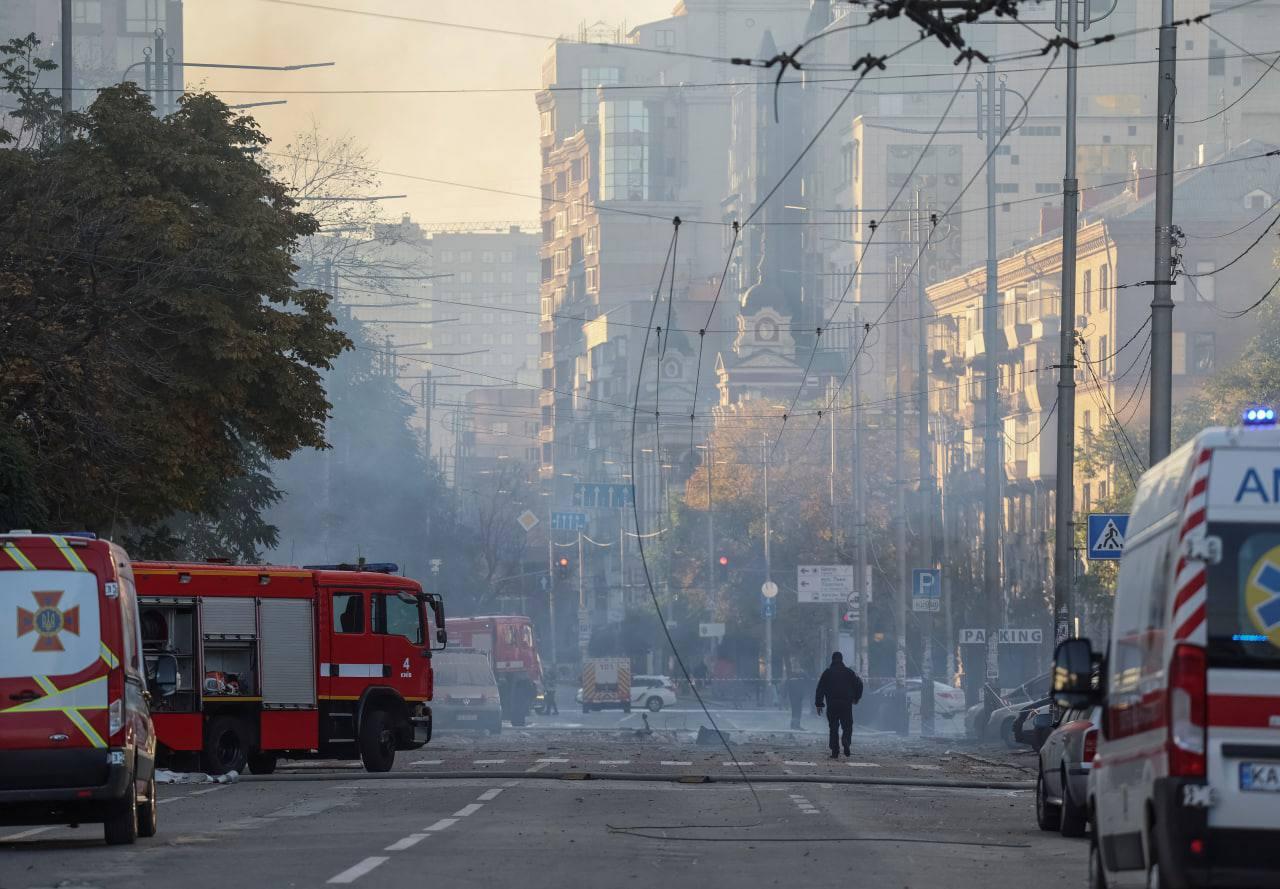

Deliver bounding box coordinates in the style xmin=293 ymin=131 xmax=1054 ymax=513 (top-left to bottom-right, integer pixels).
xmin=814 ymin=662 xmax=864 ymax=709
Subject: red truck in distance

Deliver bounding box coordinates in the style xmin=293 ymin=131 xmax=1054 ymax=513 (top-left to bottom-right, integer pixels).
xmin=133 ymin=561 xmax=446 ymax=774
xmin=445 ymin=615 xmax=542 ymax=726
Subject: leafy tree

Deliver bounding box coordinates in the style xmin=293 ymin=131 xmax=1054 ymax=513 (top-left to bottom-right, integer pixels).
xmin=0 ymin=36 xmax=348 ymax=535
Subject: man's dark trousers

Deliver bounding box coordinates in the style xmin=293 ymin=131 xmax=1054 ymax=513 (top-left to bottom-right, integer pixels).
xmin=827 ymin=702 xmax=853 ymax=754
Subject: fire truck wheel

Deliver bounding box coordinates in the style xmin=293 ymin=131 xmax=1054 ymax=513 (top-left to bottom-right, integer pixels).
xmin=103 ymin=781 xmax=139 ymax=845
xmin=137 ymin=776 xmax=158 ymax=838
xmin=203 ymin=716 xmax=250 ymax=775
xmin=359 ymin=708 xmax=396 ymax=773
xmin=247 ymin=754 xmax=278 ymax=775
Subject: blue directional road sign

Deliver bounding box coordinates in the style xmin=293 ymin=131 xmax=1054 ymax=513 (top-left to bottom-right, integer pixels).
xmin=551 ymin=511 xmax=588 ymax=531
xmin=761 ymin=598 xmax=776 ymax=619
xmin=912 ymin=569 xmax=942 ymax=613
xmin=573 ymin=483 xmax=634 ymax=509
xmin=1087 ymin=513 xmax=1130 ymax=560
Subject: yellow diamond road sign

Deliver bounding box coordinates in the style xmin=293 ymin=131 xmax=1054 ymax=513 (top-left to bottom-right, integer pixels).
xmin=517 ymin=510 xmax=539 ymax=532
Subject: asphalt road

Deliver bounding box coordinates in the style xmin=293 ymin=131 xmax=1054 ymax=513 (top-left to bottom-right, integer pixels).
xmin=0 ymin=733 xmax=1083 ymax=889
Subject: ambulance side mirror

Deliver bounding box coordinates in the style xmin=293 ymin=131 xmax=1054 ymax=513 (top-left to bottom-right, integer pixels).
xmin=1053 ymin=638 xmax=1101 ymax=710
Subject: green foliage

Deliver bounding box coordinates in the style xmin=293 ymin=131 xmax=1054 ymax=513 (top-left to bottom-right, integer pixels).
xmin=0 ymin=37 xmax=348 ymax=535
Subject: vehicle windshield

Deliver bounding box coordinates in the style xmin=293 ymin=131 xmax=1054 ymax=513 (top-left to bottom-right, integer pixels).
xmin=434 ymin=658 xmax=495 ymax=689
xmin=1207 ymin=525 xmax=1280 ymax=669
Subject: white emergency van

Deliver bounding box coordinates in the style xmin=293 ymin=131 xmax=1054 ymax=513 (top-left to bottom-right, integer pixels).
xmin=1054 ymin=414 xmax=1280 ymax=889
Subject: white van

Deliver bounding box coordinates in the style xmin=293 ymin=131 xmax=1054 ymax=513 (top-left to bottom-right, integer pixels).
xmin=1054 ymin=417 xmax=1280 ymax=888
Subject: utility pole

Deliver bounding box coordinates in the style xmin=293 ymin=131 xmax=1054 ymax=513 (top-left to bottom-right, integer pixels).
xmin=1053 ymin=0 xmax=1082 ymax=651
xmin=894 ymin=257 xmax=909 ymax=736
xmin=706 ymin=443 xmax=715 ymax=609
xmin=762 ymin=436 xmax=773 ymax=685
xmin=1149 ymin=0 xmax=1178 ymax=464
xmin=578 ymin=531 xmax=587 ymax=661
xmin=980 ymin=63 xmax=1005 ymax=693
xmin=547 ymin=505 xmax=557 ymax=668
xmin=60 ymin=0 xmax=72 ymax=138
xmin=852 ymin=308 xmax=870 ymax=677
xmin=829 ymin=376 xmax=841 ymax=655
xmin=914 ymin=192 xmax=936 ymax=736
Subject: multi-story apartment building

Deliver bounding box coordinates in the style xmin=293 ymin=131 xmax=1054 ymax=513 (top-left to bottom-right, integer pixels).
xmin=0 ymin=1 xmax=184 ymax=109
xmin=926 ymin=142 xmax=1280 ymax=638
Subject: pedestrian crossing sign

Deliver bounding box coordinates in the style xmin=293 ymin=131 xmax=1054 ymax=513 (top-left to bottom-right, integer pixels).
xmin=1087 ymin=513 xmax=1130 ymax=560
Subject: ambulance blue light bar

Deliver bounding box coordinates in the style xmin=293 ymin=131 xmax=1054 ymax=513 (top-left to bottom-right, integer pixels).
xmin=1243 ymin=407 xmax=1277 ymax=427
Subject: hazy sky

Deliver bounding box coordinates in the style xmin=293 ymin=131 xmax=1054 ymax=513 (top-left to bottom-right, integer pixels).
xmin=186 ymin=0 xmax=676 ymax=225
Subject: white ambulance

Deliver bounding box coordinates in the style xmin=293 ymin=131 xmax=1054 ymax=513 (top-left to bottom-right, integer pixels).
xmin=1055 ymin=411 xmax=1280 ymax=888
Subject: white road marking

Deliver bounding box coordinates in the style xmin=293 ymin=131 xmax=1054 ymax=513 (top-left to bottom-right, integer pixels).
xmin=411 ymin=759 xmax=443 ymax=766
xmin=328 ymin=856 xmax=388 ymax=884
xmin=189 ymin=786 xmax=223 ymax=796
xmin=384 ymin=834 xmax=429 ymax=851
xmin=848 ymin=762 xmax=881 ymax=767
xmin=477 ymin=788 xmax=503 ymax=801
xmin=599 ymin=760 xmax=631 ymax=765
xmin=783 ymin=761 xmax=816 ymax=767
xmin=525 ymin=761 xmax=550 ymax=773
xmin=473 ymin=759 xmax=506 ymax=765
xmin=453 ymin=803 xmax=484 ymax=817
xmin=425 ymin=818 xmax=458 ymax=832
xmin=537 ymin=757 xmax=569 ymax=763
xmin=723 ymin=761 xmax=756 ymax=767
xmin=0 ymin=827 xmax=54 ymax=841
xmin=907 ymin=764 xmax=942 ymax=771
xmin=660 ymin=761 xmax=693 ymax=766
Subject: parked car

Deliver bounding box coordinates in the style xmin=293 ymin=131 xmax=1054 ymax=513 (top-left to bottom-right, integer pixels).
xmin=431 ymin=649 xmax=502 ymax=734
xmin=630 ymin=675 xmax=678 ymax=712
xmin=967 ymin=672 xmax=1052 ymax=743
xmin=0 ymin=532 xmax=158 ymax=845
xmin=1034 ymin=704 xmax=1099 ymax=837
xmin=1013 ymin=701 xmax=1056 ymax=750
xmin=862 ymin=679 xmax=968 ymax=730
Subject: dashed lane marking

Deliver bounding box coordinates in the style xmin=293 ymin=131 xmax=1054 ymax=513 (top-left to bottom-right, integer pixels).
xmin=783 ymin=761 xmax=817 ymax=767
xmin=477 ymin=788 xmax=503 ymax=801
xmin=328 ymin=856 xmax=389 ymax=884
xmin=537 ymin=758 xmax=569 ymax=763
xmin=425 ymin=818 xmax=458 ymax=832
xmin=0 ymin=827 xmax=54 ymax=841
xmin=411 ymin=759 xmax=443 ymax=766
xmin=524 ymin=761 xmax=551 ymax=773
xmin=907 ymin=764 xmax=942 ymax=771
xmin=472 ymin=759 xmax=506 ymax=765
xmin=723 ymin=761 xmax=756 ymax=767
xmin=660 ymin=761 xmax=693 ymax=766
xmin=453 ymin=803 xmax=483 ymax=817
xmin=599 ymin=760 xmax=631 ymax=765
xmin=384 ymin=834 xmax=429 ymax=851
xmin=189 ymin=786 xmax=224 ymax=796
xmin=848 ymin=762 xmax=881 ymax=768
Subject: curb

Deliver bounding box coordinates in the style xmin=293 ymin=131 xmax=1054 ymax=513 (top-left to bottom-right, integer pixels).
xmin=243 ymin=770 xmax=1033 ymax=791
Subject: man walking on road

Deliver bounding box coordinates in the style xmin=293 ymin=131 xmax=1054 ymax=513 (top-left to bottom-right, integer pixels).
xmin=814 ymin=652 xmax=863 ymax=759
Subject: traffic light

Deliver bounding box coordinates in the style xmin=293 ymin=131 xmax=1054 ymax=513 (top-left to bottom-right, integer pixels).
xmin=556 ymin=556 xmax=570 ymax=579
xmin=716 ymin=554 xmax=729 ymax=580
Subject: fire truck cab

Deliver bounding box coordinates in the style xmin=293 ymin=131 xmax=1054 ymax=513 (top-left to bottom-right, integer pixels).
xmin=134 ymin=561 xmax=446 ymax=774
xmin=445 ymin=615 xmax=542 ymax=726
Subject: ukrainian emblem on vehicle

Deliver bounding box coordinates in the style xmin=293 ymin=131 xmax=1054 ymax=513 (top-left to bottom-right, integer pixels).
xmin=1244 ymin=548 xmax=1280 ymax=648
xmin=16 ymin=590 xmax=81 ymax=652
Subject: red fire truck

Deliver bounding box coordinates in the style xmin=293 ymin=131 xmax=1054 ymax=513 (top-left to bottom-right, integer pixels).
xmin=445 ymin=615 xmax=542 ymax=726
xmin=134 ymin=561 xmax=446 ymax=774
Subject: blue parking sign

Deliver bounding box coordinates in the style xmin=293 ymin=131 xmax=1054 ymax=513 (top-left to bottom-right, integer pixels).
xmin=1087 ymin=513 xmax=1130 ymax=560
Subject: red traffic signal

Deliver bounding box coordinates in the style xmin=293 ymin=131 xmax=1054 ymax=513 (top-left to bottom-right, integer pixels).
xmin=718 ymin=555 xmax=729 ymax=567
xmin=556 ymin=556 xmax=571 ymax=578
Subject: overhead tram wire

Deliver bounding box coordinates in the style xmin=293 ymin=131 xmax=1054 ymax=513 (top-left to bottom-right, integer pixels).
xmin=688 ymin=222 xmax=740 ymax=452
xmin=1182 ymin=201 xmax=1280 ymax=279
xmin=1079 ymin=336 xmax=1145 ymax=480
xmin=627 ymin=218 xmax=763 ymax=819
xmin=1179 ymin=25 xmax=1280 ymax=126
xmin=825 ymin=49 xmax=1062 ymax=430
xmin=775 ymin=57 xmax=977 ymax=458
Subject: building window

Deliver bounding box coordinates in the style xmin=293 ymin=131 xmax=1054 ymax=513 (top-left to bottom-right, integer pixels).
xmin=1099 ymin=335 xmax=1109 ymax=375
xmin=500 ymin=251 xmax=514 ymax=263
xmin=1035 ymin=183 xmax=1059 ymax=194
xmin=1083 ymin=410 xmax=1093 ymax=432
xmin=586 ymin=266 xmax=599 ymax=292
xmin=459 ymin=271 xmax=472 ymax=283
xmin=1192 ymin=262 xmax=1216 ymax=301
xmin=1246 ymin=189 xmax=1273 ymax=210
xmin=1191 ymin=332 xmax=1215 ymax=373
xmin=481 ymin=271 xmax=494 ymax=284
xmin=1082 ymin=269 xmax=1092 ymax=314
xmin=994 ymin=183 xmax=1019 ymax=194
xmin=482 ymin=251 xmax=494 ymax=263
xmin=439 ymin=249 xmax=453 ymax=263
xmin=1100 ymin=264 xmax=1110 ymax=311
xmin=123 ymin=0 xmax=164 ymax=34
xmin=73 ymin=0 xmax=102 ymax=24
xmin=580 ymin=67 xmax=621 ymax=125
xmin=600 ymin=100 xmax=650 ymax=201
xmin=655 ymin=29 xmax=676 ymax=49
